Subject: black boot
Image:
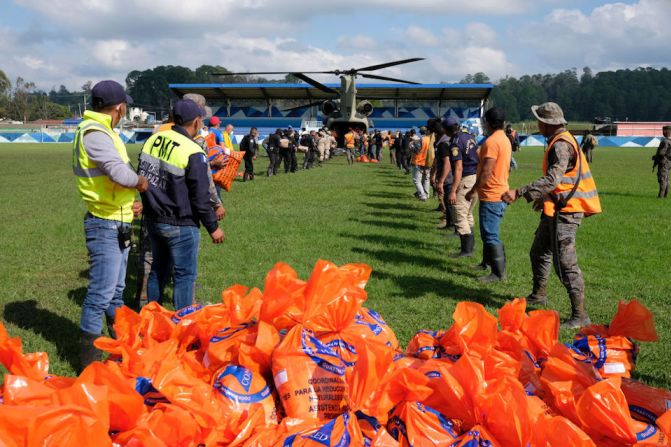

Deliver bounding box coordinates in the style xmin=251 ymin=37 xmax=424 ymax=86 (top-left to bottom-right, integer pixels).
xmin=561 ymin=292 xmax=591 ymax=329
xmin=80 ymin=332 xmax=102 ymax=371
xmin=479 ymin=244 xmax=506 ymax=283
xmin=454 ymin=233 xmax=475 ymax=258
xmin=473 ymin=244 xmax=489 ymax=271
xmin=106 ymin=315 xmax=116 ymax=339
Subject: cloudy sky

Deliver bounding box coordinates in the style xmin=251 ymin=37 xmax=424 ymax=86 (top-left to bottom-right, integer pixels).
xmin=1 ymin=0 xmax=670 ymax=91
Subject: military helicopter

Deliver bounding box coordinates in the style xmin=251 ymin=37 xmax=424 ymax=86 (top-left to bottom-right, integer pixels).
xmin=214 ymin=58 xmax=424 ymax=143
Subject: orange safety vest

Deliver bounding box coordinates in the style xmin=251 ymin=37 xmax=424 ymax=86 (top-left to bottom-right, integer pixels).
xmin=542 ymin=131 xmax=602 ymax=217
xmin=345 ymin=132 xmax=355 ymax=149
xmin=412 ymin=136 xmax=430 ymax=167
xmin=205 ymin=132 xmax=217 ymax=148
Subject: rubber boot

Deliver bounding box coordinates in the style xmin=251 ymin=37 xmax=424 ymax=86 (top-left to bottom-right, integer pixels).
xmin=473 ymin=244 xmax=489 ymax=271
xmin=80 ymin=332 xmax=102 ymax=371
xmin=526 ymin=278 xmax=548 ymax=306
xmin=242 ymin=172 xmax=248 ymax=182
xmin=560 ymin=292 xmax=591 ymax=329
xmin=479 ymin=244 xmax=506 ymax=283
xmin=454 ymin=233 xmax=475 ymax=258
xmin=106 ymin=315 xmax=116 ymax=339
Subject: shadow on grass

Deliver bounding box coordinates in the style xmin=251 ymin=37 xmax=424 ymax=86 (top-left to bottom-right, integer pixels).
xmin=365 ymin=191 xmax=410 ymax=200
xmin=3 ymin=299 xmax=80 ymax=371
xmin=341 ymin=232 xmax=425 ymax=247
xmin=372 ymin=270 xmax=509 ymax=307
xmin=352 ymin=246 xmax=446 ymax=269
xmin=67 ymin=287 xmax=87 ymax=306
xmin=354 ymin=218 xmax=420 ymax=231
xmin=362 ymin=202 xmax=413 ymax=211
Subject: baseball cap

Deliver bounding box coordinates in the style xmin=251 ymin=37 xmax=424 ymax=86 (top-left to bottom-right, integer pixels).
xmin=209 ymin=116 xmax=221 ymax=126
xmin=531 ymin=102 xmax=567 ymax=126
xmin=172 ymin=99 xmax=206 ymax=125
xmin=91 ymin=80 xmax=133 ymax=108
xmin=442 ymin=117 xmax=459 ymax=128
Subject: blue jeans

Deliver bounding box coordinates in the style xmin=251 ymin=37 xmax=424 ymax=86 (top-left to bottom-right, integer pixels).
xmin=479 ymin=201 xmax=507 ymax=246
xmin=146 ymin=220 xmax=199 ymax=310
xmin=81 ymin=214 xmax=130 ymax=334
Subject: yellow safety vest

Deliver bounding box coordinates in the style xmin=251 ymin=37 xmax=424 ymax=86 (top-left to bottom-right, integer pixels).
xmin=223 ymin=132 xmax=234 ymax=151
xmin=72 ymin=110 xmax=136 ymax=223
xmin=140 ymin=129 xmax=203 ymax=180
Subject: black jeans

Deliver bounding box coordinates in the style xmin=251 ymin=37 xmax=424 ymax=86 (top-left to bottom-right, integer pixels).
xmin=243 ymin=156 xmax=254 ymax=179
xmin=267 ymin=149 xmax=278 ymax=176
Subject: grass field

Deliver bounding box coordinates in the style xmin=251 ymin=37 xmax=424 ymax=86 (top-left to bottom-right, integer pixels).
xmin=1 ymin=143 xmax=670 ymax=387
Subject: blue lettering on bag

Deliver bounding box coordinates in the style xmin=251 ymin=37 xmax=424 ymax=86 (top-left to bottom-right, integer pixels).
xmin=170 ymin=303 xmax=203 ymax=323
xmin=300 ymin=330 xmax=346 ymax=376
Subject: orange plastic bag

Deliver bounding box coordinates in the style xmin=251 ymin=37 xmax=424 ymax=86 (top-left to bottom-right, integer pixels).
xmin=407 ymin=330 xmax=445 ymax=360
xmin=280 ymin=412 xmax=365 ymax=446
xmin=301 ymin=260 xmax=370 ymax=335
xmin=78 ymin=361 xmax=146 ymax=432
xmin=0 ymin=323 xmax=49 ymax=380
xmin=440 ymin=302 xmax=498 ymax=357
xmin=475 ymin=376 xmax=532 ymax=447
xmin=622 ymin=378 xmax=671 ymax=423
xmin=533 ymin=416 xmax=595 ymax=447
xmin=448 ymin=425 xmax=499 ymax=447
xmin=376 ymin=368 xmax=461 ymax=445
xmin=522 ymin=310 xmax=559 ymax=360
xmin=572 ymin=334 xmax=637 ymax=378
xmin=348 ymin=341 xmax=395 ymax=421
xmin=213 ymin=151 xmax=245 ymax=191
xmin=272 ymin=325 xmax=349 ymax=420
xmin=387 ymin=402 xmax=461 ymax=447
xmin=609 ymin=299 xmax=659 ymax=342
xmin=113 ymin=403 xmax=202 ymax=447
xmin=354 ymin=307 xmax=399 ymax=349
xmin=576 ymin=376 xmax=638 ymax=445
xmin=259 ymin=262 xmax=307 ymax=332
xmin=211 ymin=364 xmax=278 ymax=425
xmin=497 ymin=297 xmax=527 ymax=332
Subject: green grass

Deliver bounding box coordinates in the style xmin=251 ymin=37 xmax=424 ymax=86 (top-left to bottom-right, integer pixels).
xmin=0 ymin=143 xmax=670 ymax=387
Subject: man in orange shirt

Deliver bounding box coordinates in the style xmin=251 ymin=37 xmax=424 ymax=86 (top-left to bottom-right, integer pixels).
xmin=466 ymin=107 xmax=511 ymax=282
xmin=411 ymin=126 xmax=432 ymax=201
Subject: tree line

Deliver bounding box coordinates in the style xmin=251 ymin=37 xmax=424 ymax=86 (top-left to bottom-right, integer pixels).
xmin=483 ymin=67 xmax=671 ymax=123
xmin=2 ymin=65 xmax=671 ymax=123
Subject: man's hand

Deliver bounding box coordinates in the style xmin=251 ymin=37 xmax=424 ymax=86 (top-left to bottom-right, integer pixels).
xmin=210 ymin=228 xmax=225 ymax=244
xmin=214 ymin=205 xmax=225 ymax=221
xmin=448 ymin=191 xmax=457 ymax=205
xmin=501 ymin=189 xmax=519 ymax=204
xmin=435 ymin=183 xmax=444 ymax=195
xmin=465 ymin=189 xmax=475 ymax=202
xmin=136 ymin=176 xmax=149 ymax=193
xmin=132 ymin=200 xmax=143 ymax=218
xmin=253 ymin=156 xmax=257 ymax=160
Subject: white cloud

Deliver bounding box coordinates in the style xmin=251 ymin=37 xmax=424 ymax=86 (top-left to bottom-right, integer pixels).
xmin=519 ymin=0 xmax=671 ymax=71
xmin=404 ymin=26 xmax=440 ymax=48
xmin=337 ymin=35 xmax=378 ymax=50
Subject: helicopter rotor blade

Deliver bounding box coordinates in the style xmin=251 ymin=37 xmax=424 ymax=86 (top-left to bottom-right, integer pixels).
xmin=282 ymin=100 xmax=325 ymax=112
xmin=358 ymin=73 xmax=421 ymax=84
xmin=355 ymin=58 xmax=425 ymax=72
xmin=212 ymin=71 xmax=335 ymax=76
xmin=291 ymin=73 xmax=339 ymax=95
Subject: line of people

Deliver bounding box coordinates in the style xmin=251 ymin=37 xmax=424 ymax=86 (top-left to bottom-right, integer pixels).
xmin=406 ymin=104 xmax=602 ymax=331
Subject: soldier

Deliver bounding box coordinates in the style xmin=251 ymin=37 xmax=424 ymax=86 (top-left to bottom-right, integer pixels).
xmin=240 ymin=127 xmax=259 ymax=181
xmin=502 ymin=102 xmax=602 ymax=329
xmin=268 ymin=129 xmax=282 ymax=176
xmin=581 ymin=130 xmax=598 ymax=164
xmin=653 ymin=126 xmax=671 ymax=198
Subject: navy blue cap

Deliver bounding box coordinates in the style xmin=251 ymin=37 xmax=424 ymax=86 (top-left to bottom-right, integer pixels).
xmin=442 ymin=117 xmax=460 ymax=128
xmin=172 ymin=99 xmax=206 ymax=125
xmin=91 ymin=80 xmax=133 ymax=108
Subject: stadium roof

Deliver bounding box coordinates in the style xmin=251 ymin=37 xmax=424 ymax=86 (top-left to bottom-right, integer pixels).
xmin=168 ymin=83 xmax=493 ymax=102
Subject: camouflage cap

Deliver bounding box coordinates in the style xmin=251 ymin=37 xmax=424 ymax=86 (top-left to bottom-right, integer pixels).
xmin=531 ymin=102 xmax=567 ymax=126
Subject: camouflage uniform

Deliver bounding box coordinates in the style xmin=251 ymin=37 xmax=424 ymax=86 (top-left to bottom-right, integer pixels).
xmin=517 ymin=129 xmax=585 ymax=308
xmin=655 ymin=135 xmax=671 ymax=198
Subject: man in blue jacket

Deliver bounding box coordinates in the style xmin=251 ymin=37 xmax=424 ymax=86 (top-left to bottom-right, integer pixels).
xmin=138 ymin=99 xmax=225 ymax=311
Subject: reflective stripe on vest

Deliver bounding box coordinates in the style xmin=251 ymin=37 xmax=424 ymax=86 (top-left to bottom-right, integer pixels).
xmin=542 ymin=131 xmax=602 ymax=217
xmin=73 ymin=110 xmax=135 ymax=223
xmin=140 ymin=129 xmax=202 ymax=177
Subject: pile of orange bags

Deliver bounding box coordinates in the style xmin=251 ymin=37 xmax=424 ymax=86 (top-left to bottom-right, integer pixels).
xmin=0 ymin=259 xmax=668 ymax=446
